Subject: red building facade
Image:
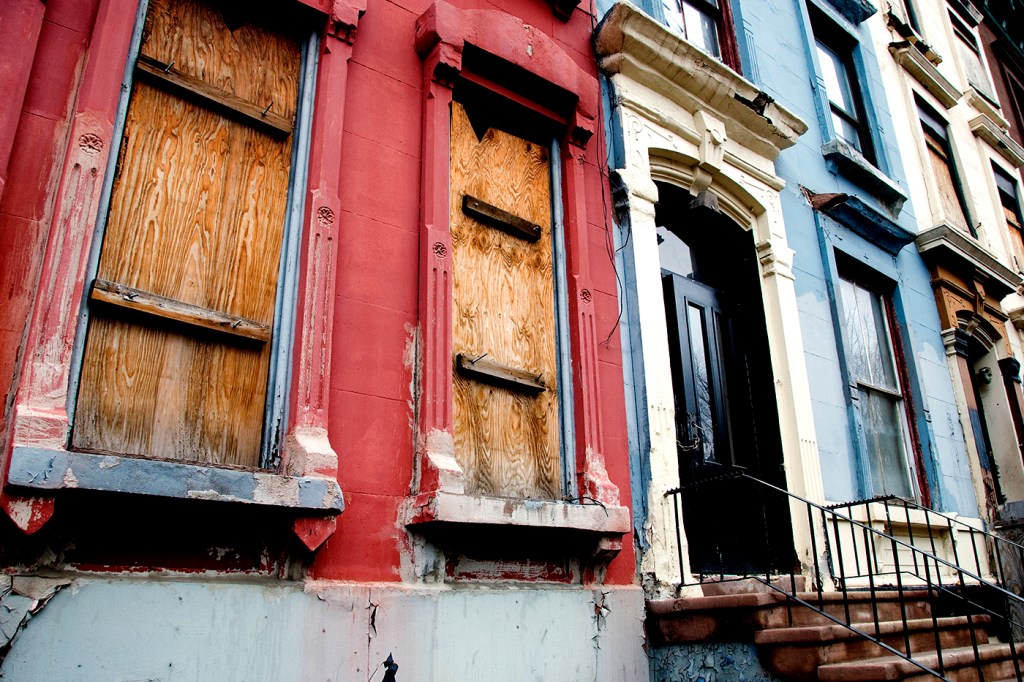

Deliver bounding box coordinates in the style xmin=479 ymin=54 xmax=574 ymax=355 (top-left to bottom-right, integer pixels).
xmin=0 ymin=0 xmax=644 ymax=677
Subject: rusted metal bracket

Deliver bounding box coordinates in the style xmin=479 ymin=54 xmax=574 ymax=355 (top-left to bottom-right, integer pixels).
xmin=455 ymin=353 xmax=546 ymax=394
xmin=91 ymin=278 xmax=271 ymax=342
xmin=461 ymin=194 xmax=542 ymax=242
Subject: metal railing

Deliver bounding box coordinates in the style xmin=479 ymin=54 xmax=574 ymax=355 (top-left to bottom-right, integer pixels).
xmin=666 ymin=471 xmax=1024 ymax=680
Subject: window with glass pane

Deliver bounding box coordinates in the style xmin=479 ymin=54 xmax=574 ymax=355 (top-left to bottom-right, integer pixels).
xmin=687 ymin=303 xmax=716 ymax=462
xmin=919 ymin=103 xmax=973 ymax=235
xmin=811 ymin=13 xmax=874 ymax=163
xmin=662 ymin=0 xmax=721 ymax=58
xmin=816 ymin=41 xmax=864 ymax=151
xmin=995 ymin=165 xmax=1024 ymax=233
xmin=839 ymin=274 xmax=914 ymax=498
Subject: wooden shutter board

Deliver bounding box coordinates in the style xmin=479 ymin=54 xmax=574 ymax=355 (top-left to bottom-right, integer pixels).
xmin=136 ymin=55 xmax=294 ymax=137
xmin=74 ymin=0 xmax=301 ymax=469
xmin=74 ymin=316 xmax=270 ymax=468
xmin=141 ymin=0 xmax=301 ymax=122
xmin=90 ymin=278 xmax=271 ymax=343
xmin=97 ymin=81 xmax=291 ymax=323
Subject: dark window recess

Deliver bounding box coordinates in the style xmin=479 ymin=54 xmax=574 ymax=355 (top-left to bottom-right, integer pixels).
xmin=660 ymin=0 xmax=742 ymax=71
xmin=919 ymin=101 xmax=974 ymax=236
xmin=1002 ymin=66 xmax=1024 ymax=144
xmin=811 ymin=10 xmax=876 ymax=164
xmin=994 ymin=163 xmax=1024 ymax=270
xmin=891 ymin=0 xmax=922 ymax=34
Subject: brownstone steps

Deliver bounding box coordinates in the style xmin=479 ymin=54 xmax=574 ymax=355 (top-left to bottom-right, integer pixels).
xmin=755 ymin=615 xmax=993 ymax=680
xmin=646 ymin=582 xmax=1024 ymax=681
xmin=816 ymin=642 xmax=1024 ymax=681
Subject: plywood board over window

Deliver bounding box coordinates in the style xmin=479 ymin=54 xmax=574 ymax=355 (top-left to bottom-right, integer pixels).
xmin=449 ymin=101 xmax=561 ymax=499
xmin=73 ymin=0 xmax=302 ymax=468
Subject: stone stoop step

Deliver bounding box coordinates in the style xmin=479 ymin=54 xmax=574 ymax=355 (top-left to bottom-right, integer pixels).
xmin=754 ymin=615 xmax=993 ymax=681
xmin=816 ymin=642 xmax=1024 ymax=682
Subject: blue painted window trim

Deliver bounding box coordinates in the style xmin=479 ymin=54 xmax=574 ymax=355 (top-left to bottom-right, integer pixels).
xmin=550 ymin=139 xmax=579 ymax=498
xmin=815 ymin=212 xmax=942 ymax=506
xmin=7 ymin=447 xmax=344 ymax=513
xmin=802 ymin=0 xmax=904 ymax=205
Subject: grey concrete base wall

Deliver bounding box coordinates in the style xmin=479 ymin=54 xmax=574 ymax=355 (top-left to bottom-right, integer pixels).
xmin=0 ymin=578 xmax=647 ymax=681
xmin=650 ymin=642 xmax=783 ymax=682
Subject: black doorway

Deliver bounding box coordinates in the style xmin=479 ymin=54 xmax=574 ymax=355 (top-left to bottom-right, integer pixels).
xmin=656 ymin=183 xmax=795 ymax=577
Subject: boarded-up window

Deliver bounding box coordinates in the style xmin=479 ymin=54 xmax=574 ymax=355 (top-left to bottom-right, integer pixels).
xmin=919 ymin=103 xmax=973 ymax=235
xmin=949 ymin=10 xmax=998 ymax=103
xmin=995 ymin=163 xmax=1024 ymax=269
xmin=449 ymin=101 xmax=562 ymax=499
xmin=72 ymin=0 xmax=304 ymax=468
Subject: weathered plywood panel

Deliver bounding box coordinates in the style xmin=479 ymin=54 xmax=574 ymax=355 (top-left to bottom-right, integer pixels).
xmin=449 ymin=102 xmax=561 ymax=499
xmin=73 ymin=0 xmax=300 ymax=468
xmin=140 ymin=0 xmax=301 ymax=123
xmin=96 ymin=81 xmax=291 ymax=322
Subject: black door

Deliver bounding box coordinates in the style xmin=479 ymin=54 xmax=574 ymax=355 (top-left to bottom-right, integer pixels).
xmin=664 ymin=274 xmax=731 ymax=474
xmin=657 ymin=188 xmax=794 ymax=577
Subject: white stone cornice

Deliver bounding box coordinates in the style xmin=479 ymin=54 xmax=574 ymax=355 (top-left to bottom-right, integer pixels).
xmin=964 ymin=90 xmax=1010 ymax=131
xmin=888 ymin=41 xmax=962 ymax=109
xmin=970 ymin=115 xmax=1024 ymax=168
xmin=595 ymin=2 xmax=807 ymax=160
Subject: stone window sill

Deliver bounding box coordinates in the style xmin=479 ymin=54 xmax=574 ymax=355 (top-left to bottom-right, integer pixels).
xmin=404 ymin=491 xmax=630 ymax=546
xmin=7 ymin=447 xmax=344 ymax=513
xmin=822 ymin=139 xmax=908 ymax=214
xmin=970 ymin=114 xmax=1024 ymax=168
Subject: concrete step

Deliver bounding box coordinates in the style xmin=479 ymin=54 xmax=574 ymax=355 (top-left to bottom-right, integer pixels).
xmin=817 ymin=642 xmax=1024 ymax=682
xmin=754 ymin=616 xmax=992 ymax=681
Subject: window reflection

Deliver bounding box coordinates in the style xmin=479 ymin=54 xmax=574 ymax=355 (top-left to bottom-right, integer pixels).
xmin=839 ymin=273 xmax=913 ymax=498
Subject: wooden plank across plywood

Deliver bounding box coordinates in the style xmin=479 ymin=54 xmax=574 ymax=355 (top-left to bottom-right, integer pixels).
xmin=449 ymin=100 xmax=561 ymax=500
xmin=455 ymin=353 xmax=547 ymax=394
xmin=90 ymin=278 xmax=271 ymax=343
xmin=135 ymin=54 xmax=294 ymax=136
xmin=461 ymin=195 xmax=542 ymax=242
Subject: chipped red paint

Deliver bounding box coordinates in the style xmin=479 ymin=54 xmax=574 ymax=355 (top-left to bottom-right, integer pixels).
xmin=0 ymin=0 xmax=635 ymax=588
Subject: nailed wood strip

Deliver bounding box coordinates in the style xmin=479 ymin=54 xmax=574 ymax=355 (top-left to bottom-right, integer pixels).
xmin=136 ymin=54 xmax=293 ymax=136
xmin=449 ymin=101 xmax=561 ymax=499
xmin=462 ymin=194 xmax=542 ymax=242
xmin=91 ymin=278 xmax=271 ymax=342
xmin=455 ymin=353 xmax=547 ymax=394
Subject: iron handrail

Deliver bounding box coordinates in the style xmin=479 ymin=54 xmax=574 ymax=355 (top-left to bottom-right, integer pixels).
xmin=830 ymin=494 xmax=1024 ymax=596
xmin=665 ymin=472 xmax=1024 ymax=680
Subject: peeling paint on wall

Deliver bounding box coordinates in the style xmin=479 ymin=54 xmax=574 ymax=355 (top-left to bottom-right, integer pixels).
xmin=0 ymin=575 xmax=71 ymax=666
xmin=650 ymin=642 xmax=783 ymax=682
